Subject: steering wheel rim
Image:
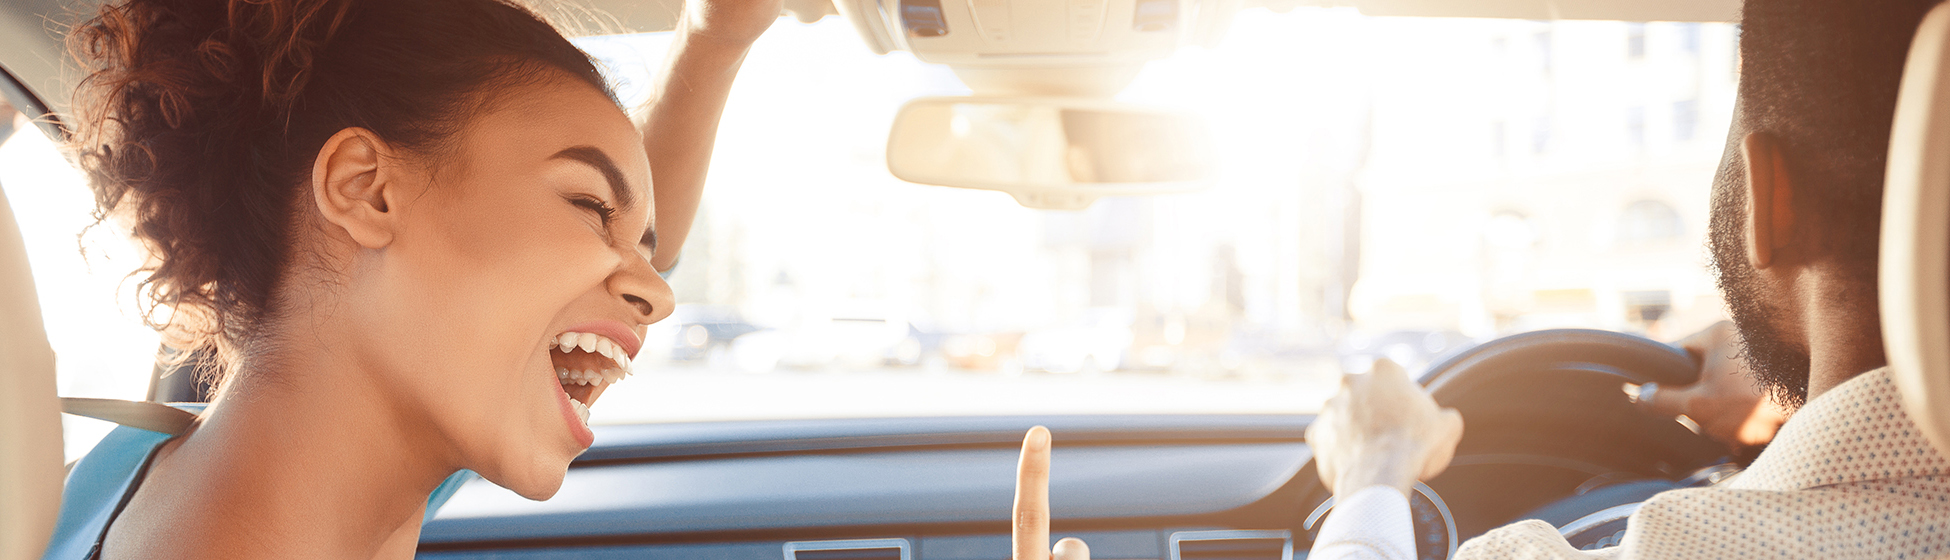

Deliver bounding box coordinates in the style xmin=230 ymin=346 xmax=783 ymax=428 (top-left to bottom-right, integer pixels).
xmin=1421 ymin=329 xmax=1697 ymax=403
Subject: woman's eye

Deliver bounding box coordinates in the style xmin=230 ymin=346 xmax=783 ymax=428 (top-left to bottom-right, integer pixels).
xmin=571 ymin=196 xmax=617 ymax=225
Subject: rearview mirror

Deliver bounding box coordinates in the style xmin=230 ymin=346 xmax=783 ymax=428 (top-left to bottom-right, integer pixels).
xmin=886 ymin=97 xmax=1216 ymax=210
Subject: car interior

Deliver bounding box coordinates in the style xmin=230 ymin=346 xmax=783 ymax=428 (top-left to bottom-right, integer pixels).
xmin=7 ymin=0 xmax=1950 ymax=559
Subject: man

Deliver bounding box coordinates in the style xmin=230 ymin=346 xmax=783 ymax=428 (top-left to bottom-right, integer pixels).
xmin=1304 ymin=0 xmax=1950 ymax=558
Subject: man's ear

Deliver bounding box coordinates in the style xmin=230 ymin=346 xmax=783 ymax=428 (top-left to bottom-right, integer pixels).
xmin=312 ymin=128 xmax=401 ymax=249
xmin=1741 ymin=132 xmax=1797 ymax=269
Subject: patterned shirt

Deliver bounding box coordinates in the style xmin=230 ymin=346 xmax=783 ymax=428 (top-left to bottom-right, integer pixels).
xmin=1314 ymin=368 xmax=1950 ymax=559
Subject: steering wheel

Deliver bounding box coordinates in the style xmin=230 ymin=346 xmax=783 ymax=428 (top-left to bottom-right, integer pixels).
xmin=1301 ymin=329 xmax=1727 ymax=558
xmin=1423 ymin=328 xmax=1699 ymax=401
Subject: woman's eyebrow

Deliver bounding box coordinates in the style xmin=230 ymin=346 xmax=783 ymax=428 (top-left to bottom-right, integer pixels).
xmin=549 ymin=146 xmax=635 ymax=211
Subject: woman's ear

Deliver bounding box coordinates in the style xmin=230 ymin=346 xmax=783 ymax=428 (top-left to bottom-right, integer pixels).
xmin=312 ymin=128 xmax=401 ymax=249
xmin=1741 ymin=132 xmax=1797 ymax=270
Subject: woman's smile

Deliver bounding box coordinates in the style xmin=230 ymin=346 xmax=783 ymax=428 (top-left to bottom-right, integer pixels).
xmin=546 ymin=321 xmax=644 ymax=447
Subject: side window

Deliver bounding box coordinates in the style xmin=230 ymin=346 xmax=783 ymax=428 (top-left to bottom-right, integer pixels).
xmin=0 ymin=105 xmax=162 ymax=461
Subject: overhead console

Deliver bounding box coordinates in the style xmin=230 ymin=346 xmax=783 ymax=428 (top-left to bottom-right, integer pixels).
xmin=834 ymin=0 xmax=1236 ymax=96
xmin=832 ymin=0 xmax=1236 ymax=209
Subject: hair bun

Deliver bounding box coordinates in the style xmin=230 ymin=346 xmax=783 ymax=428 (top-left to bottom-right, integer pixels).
xmin=74 ymin=0 xmax=352 ymax=127
xmin=68 ymin=0 xmax=613 ymax=378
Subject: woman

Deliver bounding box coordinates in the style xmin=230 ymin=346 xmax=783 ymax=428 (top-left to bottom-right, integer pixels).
xmin=53 ymin=0 xmax=777 ymax=556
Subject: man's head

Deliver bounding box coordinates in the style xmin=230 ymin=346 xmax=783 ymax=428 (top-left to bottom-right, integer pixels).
xmin=1708 ymin=0 xmax=1943 ymax=408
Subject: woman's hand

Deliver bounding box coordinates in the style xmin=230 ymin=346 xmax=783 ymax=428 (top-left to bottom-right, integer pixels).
xmin=1013 ymin=427 xmax=1090 ymax=560
xmin=1634 ymin=321 xmax=1788 ymax=453
xmin=679 ymin=0 xmax=784 ymax=48
xmin=1306 ymin=360 xmax=1465 ymax=497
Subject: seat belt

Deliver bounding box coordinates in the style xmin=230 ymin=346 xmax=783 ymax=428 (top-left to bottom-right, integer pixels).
xmin=58 ymin=398 xmax=196 ymax=436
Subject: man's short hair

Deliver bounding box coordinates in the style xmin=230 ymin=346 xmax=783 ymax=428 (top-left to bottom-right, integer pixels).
xmin=1737 ymin=0 xmax=1943 ymax=277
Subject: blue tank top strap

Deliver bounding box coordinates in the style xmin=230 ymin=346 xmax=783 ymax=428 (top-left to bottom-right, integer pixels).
xmin=424 ymin=469 xmax=476 ymax=524
xmin=40 ymin=403 xmax=200 ymax=560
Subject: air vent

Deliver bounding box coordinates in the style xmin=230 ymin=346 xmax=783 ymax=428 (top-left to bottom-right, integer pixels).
xmin=783 ymin=538 xmax=912 ymax=560
xmin=1168 ymin=530 xmax=1293 ymax=560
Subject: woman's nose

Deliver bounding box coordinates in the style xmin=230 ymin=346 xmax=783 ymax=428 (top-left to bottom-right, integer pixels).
xmin=612 ymin=248 xmax=674 ymax=326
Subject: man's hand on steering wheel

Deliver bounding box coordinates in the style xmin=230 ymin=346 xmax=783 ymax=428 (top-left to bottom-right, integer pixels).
xmin=1634 ymin=321 xmax=1789 ymax=454
xmin=1306 ymin=359 xmax=1465 ymax=497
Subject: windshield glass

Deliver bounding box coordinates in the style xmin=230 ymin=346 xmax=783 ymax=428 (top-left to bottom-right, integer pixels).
xmin=11 ymin=9 xmax=1737 ymax=447
xmin=570 ymin=12 xmax=1737 ymax=424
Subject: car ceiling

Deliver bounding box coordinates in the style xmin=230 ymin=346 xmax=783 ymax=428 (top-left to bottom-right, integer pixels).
xmin=0 ymin=0 xmax=1737 ymax=138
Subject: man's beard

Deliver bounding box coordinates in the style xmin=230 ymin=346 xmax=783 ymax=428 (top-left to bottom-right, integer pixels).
xmin=1708 ymin=184 xmax=1813 ymax=409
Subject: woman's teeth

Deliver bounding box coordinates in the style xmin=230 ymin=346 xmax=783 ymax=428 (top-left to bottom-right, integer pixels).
xmin=552 ymin=331 xmax=633 ymax=387
xmin=568 ymin=396 xmax=590 ymax=425
xmin=555 ymin=332 xmax=632 ymax=370
xmin=557 ymin=367 xmax=625 ymax=386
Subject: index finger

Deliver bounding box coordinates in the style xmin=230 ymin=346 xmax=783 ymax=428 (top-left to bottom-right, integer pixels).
xmin=1013 ymin=426 xmax=1052 ymax=560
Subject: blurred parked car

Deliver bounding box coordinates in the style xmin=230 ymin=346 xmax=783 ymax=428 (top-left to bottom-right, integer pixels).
xmin=890 ymin=324 xmax=1025 ymax=371
xmin=727 ymin=303 xmax=912 ymax=372
xmin=658 ymin=304 xmax=762 ymax=362
xmin=1018 ymin=309 xmax=1134 ymax=374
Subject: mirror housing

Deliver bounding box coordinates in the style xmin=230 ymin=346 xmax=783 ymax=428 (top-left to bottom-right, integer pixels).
xmin=886 ymin=96 xmax=1216 ymax=210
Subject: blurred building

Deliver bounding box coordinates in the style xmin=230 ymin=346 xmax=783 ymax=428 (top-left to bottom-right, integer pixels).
xmin=1349 ymin=20 xmax=1737 ymax=340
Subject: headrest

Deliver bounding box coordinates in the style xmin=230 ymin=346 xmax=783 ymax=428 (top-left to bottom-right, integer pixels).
xmin=1880 ymin=1 xmax=1950 ymax=459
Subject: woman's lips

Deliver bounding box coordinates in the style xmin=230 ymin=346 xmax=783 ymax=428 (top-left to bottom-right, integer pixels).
xmin=560 ymin=320 xmax=643 ymax=358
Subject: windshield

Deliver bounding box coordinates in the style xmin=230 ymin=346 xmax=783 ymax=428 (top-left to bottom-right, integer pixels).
xmin=8 ymin=9 xmax=1736 ymax=452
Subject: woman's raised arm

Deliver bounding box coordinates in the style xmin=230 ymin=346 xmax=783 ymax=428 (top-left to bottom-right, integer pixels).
xmin=639 ymin=0 xmax=782 ymax=272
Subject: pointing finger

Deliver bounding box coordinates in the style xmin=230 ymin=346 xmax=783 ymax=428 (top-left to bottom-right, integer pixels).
xmin=1012 ymin=426 xmax=1052 ymax=560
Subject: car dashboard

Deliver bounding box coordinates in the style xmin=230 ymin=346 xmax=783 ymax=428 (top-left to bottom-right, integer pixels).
xmin=417 ymin=415 xmax=1334 ymax=560
xmin=418 ymin=331 xmax=1726 ymax=560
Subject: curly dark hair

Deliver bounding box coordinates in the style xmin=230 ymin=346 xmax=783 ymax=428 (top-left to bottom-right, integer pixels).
xmin=68 ymin=0 xmax=616 ymax=378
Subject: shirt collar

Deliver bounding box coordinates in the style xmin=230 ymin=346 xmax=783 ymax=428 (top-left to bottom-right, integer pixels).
xmin=1732 ymin=367 xmax=1949 ymax=491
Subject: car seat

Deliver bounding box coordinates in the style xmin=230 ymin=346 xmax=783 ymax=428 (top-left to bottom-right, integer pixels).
xmin=1881 ymin=0 xmax=1950 ymax=461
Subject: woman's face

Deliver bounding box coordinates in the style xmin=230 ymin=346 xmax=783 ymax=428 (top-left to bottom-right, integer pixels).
xmin=341 ymin=76 xmax=669 ymax=499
